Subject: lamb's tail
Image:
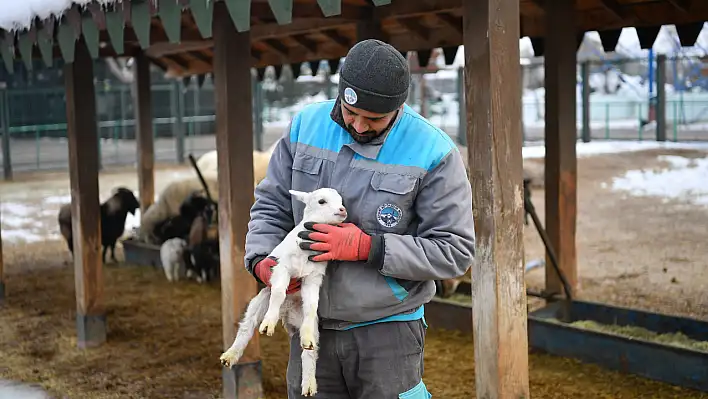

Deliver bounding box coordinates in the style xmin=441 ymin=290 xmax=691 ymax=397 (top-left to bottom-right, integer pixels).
xmin=222 ymin=287 xmax=271 ymax=362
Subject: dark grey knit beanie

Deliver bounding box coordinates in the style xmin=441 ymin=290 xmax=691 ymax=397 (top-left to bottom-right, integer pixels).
xmin=338 ymin=39 xmax=410 ymax=114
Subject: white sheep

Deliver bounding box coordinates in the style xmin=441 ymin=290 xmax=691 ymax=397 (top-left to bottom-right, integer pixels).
xmin=219 ymin=188 xmax=348 ymax=397
xmin=160 ymin=237 xmax=188 ymax=282
xmin=196 ymin=141 xmax=277 ymax=187
xmin=138 ymin=176 xmax=219 ymax=245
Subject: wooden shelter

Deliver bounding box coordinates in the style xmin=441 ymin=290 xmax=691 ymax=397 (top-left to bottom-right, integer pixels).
xmin=1 ymin=0 xmax=707 ymax=398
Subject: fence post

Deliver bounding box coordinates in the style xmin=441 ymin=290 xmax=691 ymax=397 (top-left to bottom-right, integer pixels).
xmin=457 ymin=66 xmax=467 ymax=146
xmin=656 ymin=54 xmax=667 ymax=142
xmin=581 ymin=61 xmax=591 ymax=143
xmin=172 ymin=80 xmax=185 ymax=163
xmin=252 ymin=73 xmax=263 ymax=151
xmin=120 ymin=85 xmax=127 ymax=139
xmin=0 ymin=86 xmax=11 ymax=180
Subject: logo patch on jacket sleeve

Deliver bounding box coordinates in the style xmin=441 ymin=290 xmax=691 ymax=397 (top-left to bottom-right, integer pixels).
xmin=376 ymin=203 xmax=402 ymax=228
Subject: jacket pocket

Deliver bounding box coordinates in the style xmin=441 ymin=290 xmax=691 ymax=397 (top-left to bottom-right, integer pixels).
xmin=363 ymin=171 xmax=419 ymax=233
xmin=291 ymin=152 xmax=324 ymax=222
xmin=399 ymin=379 xmax=432 ymax=399
xmin=327 ymin=262 xmax=409 ymax=321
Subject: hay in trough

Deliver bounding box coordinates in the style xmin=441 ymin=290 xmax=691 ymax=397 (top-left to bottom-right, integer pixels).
xmin=563 ymin=319 xmax=708 ymax=353
xmin=1 ymin=246 xmax=708 ymax=398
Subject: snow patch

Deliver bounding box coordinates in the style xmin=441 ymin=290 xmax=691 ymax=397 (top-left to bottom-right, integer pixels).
xmin=610 ymin=155 xmax=708 ymax=207
xmin=522 ymin=141 xmax=708 ymax=159
xmin=0 ymin=0 xmax=118 ymax=32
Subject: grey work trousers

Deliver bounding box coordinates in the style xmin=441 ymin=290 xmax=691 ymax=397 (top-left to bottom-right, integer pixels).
xmin=286 ymin=319 xmax=431 ymax=399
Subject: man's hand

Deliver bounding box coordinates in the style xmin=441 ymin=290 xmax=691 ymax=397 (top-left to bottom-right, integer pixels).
xmin=254 ymin=257 xmax=301 ymax=294
xmin=298 ymin=222 xmax=372 ymax=262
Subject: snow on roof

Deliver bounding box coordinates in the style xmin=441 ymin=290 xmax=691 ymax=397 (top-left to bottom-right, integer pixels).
xmin=0 ymin=0 xmax=117 ymax=32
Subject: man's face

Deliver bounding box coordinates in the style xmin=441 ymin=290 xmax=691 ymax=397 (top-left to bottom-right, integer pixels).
xmin=341 ymin=102 xmax=400 ymax=143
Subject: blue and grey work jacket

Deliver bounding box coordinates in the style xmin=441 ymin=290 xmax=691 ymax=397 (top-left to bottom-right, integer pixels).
xmin=244 ymin=97 xmax=476 ymax=331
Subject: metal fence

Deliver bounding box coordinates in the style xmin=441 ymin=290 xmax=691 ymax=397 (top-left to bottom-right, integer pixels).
xmin=2 ymin=54 xmax=708 ymax=175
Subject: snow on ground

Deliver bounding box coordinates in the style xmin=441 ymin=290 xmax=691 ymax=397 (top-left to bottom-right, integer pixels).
xmin=522 ymin=140 xmax=708 ymax=159
xmin=0 ymin=168 xmax=197 ymax=245
xmin=608 ymin=154 xmax=708 ymax=207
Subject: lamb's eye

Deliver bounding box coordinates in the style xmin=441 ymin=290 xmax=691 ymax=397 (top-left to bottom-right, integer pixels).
xmin=318 ymin=199 xmax=326 ymax=205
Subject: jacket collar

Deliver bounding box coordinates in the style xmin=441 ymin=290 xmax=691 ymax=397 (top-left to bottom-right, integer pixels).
xmin=329 ymin=96 xmax=404 ymax=160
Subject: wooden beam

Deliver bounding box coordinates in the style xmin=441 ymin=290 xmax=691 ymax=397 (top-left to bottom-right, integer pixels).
xmin=666 ymin=0 xmax=692 ymax=14
xmin=65 ymin=36 xmax=105 ymax=349
xmin=291 ymin=34 xmax=318 ymax=53
xmin=544 ymin=0 xmax=578 ymax=298
xmin=397 ymin=17 xmax=431 ymax=42
xmin=355 ymin=20 xmax=386 ymax=41
xmin=213 ymin=2 xmax=263 ymax=398
xmin=164 ymin=54 xmax=191 ymax=70
xmin=436 ymin=12 xmax=463 ymax=35
xmin=464 ymin=0 xmax=530 ymax=398
xmin=598 ymin=0 xmax=630 ymax=20
xmin=262 ymin=38 xmax=290 ymax=56
xmin=321 ymin=28 xmax=352 ymax=49
xmin=190 ymin=50 xmax=213 ymax=67
xmin=133 ymin=50 xmax=155 ymax=215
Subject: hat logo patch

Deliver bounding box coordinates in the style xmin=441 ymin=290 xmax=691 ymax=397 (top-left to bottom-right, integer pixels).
xmin=376 ymin=203 xmax=402 ymax=228
xmin=344 ymin=87 xmax=358 ymax=105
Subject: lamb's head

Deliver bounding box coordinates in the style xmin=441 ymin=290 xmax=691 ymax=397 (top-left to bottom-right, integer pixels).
xmin=290 ymin=188 xmax=347 ymax=225
xmin=110 ymin=187 xmax=140 ymax=215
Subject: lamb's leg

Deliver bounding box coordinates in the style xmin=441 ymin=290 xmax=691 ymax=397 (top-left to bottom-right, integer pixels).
xmin=220 ymin=288 xmax=271 ymax=367
xmin=111 ymin=243 xmax=117 ymax=263
xmin=258 ymin=264 xmax=291 ymax=336
xmin=102 ymin=246 xmax=108 ymax=264
xmin=299 ymin=272 xmax=324 ymax=351
xmin=301 ymin=339 xmax=319 ymax=397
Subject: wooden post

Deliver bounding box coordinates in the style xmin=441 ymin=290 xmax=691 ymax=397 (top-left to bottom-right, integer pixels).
xmin=213 ymin=3 xmax=263 ymax=398
xmin=65 ymin=36 xmax=105 ymax=348
xmin=656 ymin=54 xmax=667 ymax=142
xmin=133 ymin=51 xmax=155 ymax=214
xmin=581 ymin=61 xmax=591 ymax=143
xmin=544 ymin=0 xmax=578 ymax=297
xmin=464 ymin=0 xmax=530 ymax=398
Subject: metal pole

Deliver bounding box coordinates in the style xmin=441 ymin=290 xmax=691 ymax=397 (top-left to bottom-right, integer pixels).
xmin=0 ymin=86 xmax=11 ymax=180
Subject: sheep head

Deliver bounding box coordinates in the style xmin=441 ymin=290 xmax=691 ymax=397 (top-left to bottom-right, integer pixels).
xmin=290 ymin=188 xmax=347 ymax=226
xmin=110 ymin=187 xmax=140 ymax=215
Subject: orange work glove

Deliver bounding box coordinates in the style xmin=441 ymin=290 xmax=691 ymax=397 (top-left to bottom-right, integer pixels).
xmin=254 ymin=256 xmax=301 ymax=294
xmin=298 ymin=222 xmax=372 ymax=262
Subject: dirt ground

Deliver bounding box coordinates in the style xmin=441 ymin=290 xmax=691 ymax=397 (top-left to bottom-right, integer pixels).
xmin=1 ymin=148 xmax=708 ymax=398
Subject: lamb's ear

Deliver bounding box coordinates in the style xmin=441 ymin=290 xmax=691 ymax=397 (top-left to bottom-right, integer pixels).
xmin=289 ymin=190 xmax=309 ymax=203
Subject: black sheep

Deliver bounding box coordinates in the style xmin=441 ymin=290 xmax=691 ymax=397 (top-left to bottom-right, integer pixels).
xmin=58 ymin=187 xmax=140 ymax=264
xmin=152 ymin=192 xmax=216 ymax=245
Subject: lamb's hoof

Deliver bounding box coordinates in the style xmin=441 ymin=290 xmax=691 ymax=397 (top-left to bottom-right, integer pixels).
xmin=219 ymin=350 xmax=240 ymax=368
xmin=258 ymin=319 xmax=277 ymax=336
xmin=301 ymin=377 xmax=317 ymax=397
xmin=300 ymin=328 xmax=315 ymax=350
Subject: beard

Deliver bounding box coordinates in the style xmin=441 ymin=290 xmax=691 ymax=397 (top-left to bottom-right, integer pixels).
xmin=346 ymin=125 xmax=381 ymax=144
xmin=345 ymin=109 xmax=400 ymax=144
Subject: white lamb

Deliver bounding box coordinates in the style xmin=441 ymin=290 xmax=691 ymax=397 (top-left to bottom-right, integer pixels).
xmin=219 ymin=188 xmax=348 ymax=397
xmin=160 ymin=237 xmax=188 ymax=282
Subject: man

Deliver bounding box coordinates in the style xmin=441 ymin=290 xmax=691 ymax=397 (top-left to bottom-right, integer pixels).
xmin=244 ymin=39 xmax=475 ymax=398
